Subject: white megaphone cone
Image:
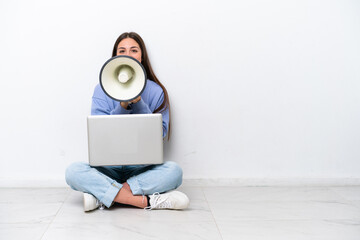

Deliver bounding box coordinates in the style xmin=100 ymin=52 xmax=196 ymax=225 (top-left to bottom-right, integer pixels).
xmin=99 ymin=56 xmax=147 ymax=102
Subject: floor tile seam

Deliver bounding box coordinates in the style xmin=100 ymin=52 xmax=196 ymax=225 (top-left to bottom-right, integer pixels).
xmin=327 ymin=186 xmax=360 ymax=202
xmin=200 ymin=186 xmax=355 ymax=189
xmin=45 ymin=219 xmax=222 ymax=225
xmin=0 ymin=202 xmax=67 ymax=205
xmin=201 ymin=187 xmax=224 ymax=240
xmin=44 ymin=217 xmax=360 ymax=222
xmin=39 ymin=189 xmax=72 ymax=240
xmin=312 ymin=186 xmax=360 ymax=208
xmin=0 ymin=219 xmax=54 ymax=225
xmin=213 ymin=217 xmax=360 ymax=222
xmin=213 ymin=218 xmax=360 ymax=222
xmin=347 ymin=200 xmax=360 ymax=210
xmin=205 ymin=200 xmax=359 ymax=204
xmin=0 ymin=222 xmax=52 ymax=226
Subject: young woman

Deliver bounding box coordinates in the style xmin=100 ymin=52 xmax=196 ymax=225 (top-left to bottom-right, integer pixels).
xmin=65 ymin=32 xmax=189 ymax=211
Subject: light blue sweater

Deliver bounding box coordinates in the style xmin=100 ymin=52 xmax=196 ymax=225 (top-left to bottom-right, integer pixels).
xmin=91 ymin=80 xmax=169 ymax=138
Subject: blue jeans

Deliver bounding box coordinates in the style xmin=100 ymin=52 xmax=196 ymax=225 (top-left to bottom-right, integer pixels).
xmin=65 ymin=161 xmax=183 ymax=208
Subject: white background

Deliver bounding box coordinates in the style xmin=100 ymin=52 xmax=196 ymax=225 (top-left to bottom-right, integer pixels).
xmin=0 ymin=0 xmax=359 ymax=186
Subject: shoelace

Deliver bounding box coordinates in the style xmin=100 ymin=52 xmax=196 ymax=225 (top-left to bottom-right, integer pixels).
xmin=145 ymin=192 xmax=172 ymax=210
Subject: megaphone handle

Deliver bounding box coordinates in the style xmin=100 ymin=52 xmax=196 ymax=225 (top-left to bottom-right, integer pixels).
xmin=126 ymin=103 xmax=133 ymax=110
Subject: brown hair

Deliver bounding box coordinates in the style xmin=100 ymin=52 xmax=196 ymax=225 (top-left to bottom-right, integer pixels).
xmin=112 ymin=32 xmax=171 ymax=140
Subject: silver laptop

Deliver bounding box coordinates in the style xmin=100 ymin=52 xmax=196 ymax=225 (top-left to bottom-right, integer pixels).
xmin=87 ymin=114 xmax=163 ymax=166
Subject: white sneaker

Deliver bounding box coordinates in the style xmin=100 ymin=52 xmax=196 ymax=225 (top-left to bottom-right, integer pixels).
xmin=83 ymin=193 xmax=101 ymax=212
xmin=147 ymin=191 xmax=190 ymax=210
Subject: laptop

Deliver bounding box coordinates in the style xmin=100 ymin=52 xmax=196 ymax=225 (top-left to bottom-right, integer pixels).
xmin=87 ymin=114 xmax=163 ymax=166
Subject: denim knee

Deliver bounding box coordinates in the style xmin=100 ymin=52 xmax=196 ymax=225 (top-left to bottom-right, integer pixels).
xmin=163 ymin=161 xmax=183 ymax=188
xmin=65 ymin=162 xmax=89 ymax=188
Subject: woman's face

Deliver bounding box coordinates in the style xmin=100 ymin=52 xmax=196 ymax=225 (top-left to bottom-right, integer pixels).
xmin=116 ymin=38 xmax=142 ymax=62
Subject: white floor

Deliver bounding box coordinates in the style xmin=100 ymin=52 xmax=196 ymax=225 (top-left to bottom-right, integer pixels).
xmin=1 ymin=185 xmax=360 ymax=240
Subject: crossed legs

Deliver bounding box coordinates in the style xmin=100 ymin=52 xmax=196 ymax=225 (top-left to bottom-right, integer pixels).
xmin=65 ymin=161 xmax=183 ymax=209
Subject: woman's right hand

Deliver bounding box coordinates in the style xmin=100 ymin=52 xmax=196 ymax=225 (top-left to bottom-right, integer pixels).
xmin=120 ymin=96 xmax=141 ymax=109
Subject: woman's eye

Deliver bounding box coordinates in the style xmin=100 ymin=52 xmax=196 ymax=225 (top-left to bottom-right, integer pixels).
xmin=131 ymin=50 xmax=138 ymax=53
xmin=119 ymin=50 xmax=125 ymax=54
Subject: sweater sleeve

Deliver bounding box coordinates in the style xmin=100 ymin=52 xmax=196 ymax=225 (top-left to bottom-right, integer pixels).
xmin=158 ymin=94 xmax=170 ymax=139
xmin=152 ymin=91 xmax=170 ymax=138
xmin=91 ymin=85 xmax=131 ymax=115
xmin=131 ymin=98 xmax=151 ymax=114
xmin=131 ymin=90 xmax=169 ymax=138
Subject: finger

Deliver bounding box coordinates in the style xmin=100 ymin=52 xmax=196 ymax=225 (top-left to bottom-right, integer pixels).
xmin=132 ymin=97 xmax=141 ymax=103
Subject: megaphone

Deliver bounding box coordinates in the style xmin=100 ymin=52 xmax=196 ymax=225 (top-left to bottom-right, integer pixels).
xmin=99 ymin=55 xmax=147 ymax=102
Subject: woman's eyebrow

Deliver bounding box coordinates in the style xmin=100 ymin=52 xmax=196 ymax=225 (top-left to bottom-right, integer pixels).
xmin=118 ymin=46 xmax=139 ymax=49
